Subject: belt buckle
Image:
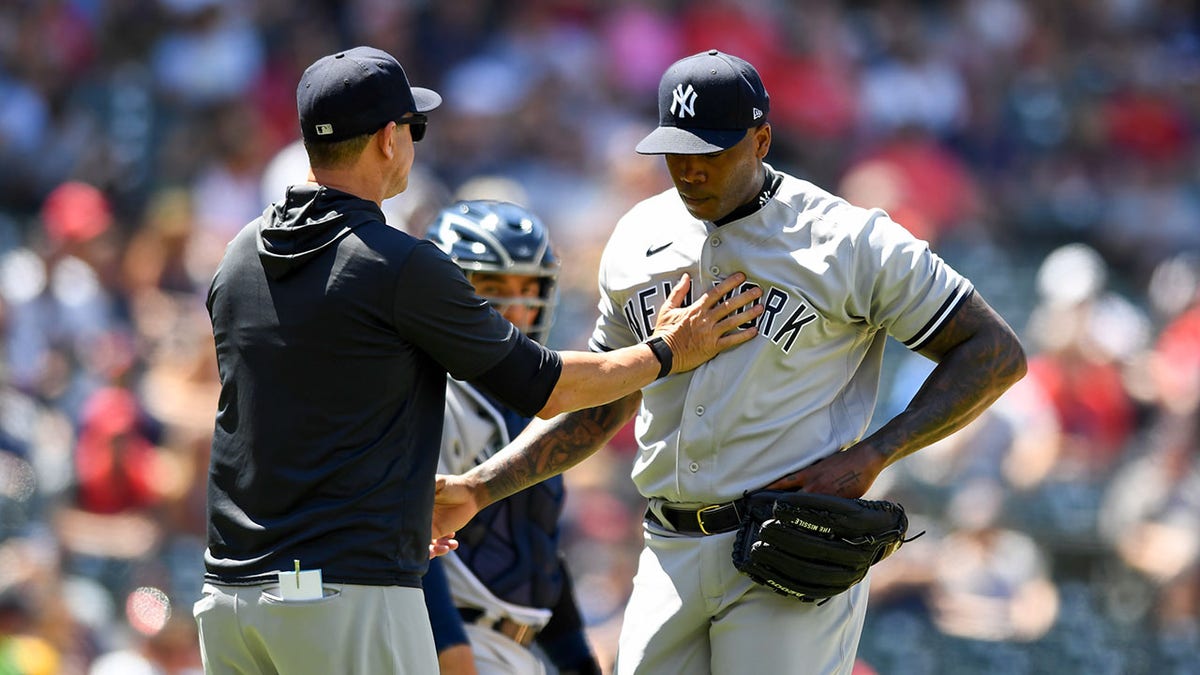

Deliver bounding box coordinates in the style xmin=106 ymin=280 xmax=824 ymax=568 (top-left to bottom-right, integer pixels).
xmin=696 ymin=504 xmax=722 ymax=535
xmin=508 ymin=620 xmax=533 ymax=646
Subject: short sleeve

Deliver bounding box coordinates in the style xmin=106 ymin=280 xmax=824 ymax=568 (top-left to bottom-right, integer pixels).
xmin=394 ymin=241 xmax=520 ymax=379
xmin=851 ymin=210 xmax=974 ymax=351
xmin=587 ymin=242 xmax=642 ymax=353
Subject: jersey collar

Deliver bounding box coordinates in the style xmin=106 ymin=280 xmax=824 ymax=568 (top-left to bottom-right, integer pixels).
xmin=712 ymin=164 xmax=782 ymax=227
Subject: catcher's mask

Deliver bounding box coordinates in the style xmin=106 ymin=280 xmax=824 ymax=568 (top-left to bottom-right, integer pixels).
xmin=426 ymin=200 xmax=560 ymax=344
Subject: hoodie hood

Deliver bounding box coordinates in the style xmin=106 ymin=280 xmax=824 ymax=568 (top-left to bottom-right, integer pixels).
xmin=257 ymin=184 xmax=386 ymax=279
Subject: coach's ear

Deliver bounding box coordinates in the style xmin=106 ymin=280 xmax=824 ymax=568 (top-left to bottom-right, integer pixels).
xmin=377 ymin=121 xmax=399 ymax=159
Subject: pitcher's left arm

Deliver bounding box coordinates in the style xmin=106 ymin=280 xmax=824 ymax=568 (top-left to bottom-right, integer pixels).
xmin=767 ymin=292 xmax=1027 ymax=498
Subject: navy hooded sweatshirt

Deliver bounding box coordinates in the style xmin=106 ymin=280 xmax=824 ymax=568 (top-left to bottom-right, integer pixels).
xmin=203 ymin=184 xmax=561 ymax=587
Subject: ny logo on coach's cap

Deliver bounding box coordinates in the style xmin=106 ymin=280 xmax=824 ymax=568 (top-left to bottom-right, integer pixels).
xmin=670 ymin=83 xmax=698 ymax=119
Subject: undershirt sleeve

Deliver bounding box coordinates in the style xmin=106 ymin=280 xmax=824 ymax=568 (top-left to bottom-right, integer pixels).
xmin=422 ymin=558 xmax=469 ymax=653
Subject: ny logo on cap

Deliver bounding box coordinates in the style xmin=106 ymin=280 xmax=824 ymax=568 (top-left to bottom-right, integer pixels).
xmin=670 ymin=83 xmax=698 ymax=119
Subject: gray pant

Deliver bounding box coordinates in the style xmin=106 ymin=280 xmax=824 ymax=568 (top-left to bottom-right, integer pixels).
xmin=194 ymin=582 xmax=436 ymax=675
xmin=616 ymin=524 xmax=869 ymax=675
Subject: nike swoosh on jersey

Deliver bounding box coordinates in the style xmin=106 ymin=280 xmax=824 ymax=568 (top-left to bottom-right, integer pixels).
xmin=646 ymin=242 xmax=673 ymax=256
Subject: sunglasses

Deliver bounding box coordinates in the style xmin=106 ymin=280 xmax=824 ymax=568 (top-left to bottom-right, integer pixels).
xmin=399 ymin=114 xmax=428 ymax=142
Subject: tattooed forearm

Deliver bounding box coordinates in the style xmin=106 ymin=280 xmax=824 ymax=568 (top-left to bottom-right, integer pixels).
xmin=872 ymin=293 xmax=1027 ymax=465
xmin=473 ymin=393 xmax=640 ymax=507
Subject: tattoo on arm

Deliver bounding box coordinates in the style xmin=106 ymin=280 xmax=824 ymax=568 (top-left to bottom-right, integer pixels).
xmin=876 ymin=293 xmax=1027 ymax=463
xmin=476 ymin=394 xmax=639 ymax=506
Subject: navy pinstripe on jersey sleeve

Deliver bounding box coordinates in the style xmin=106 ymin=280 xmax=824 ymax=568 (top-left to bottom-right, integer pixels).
xmin=902 ymin=285 xmax=974 ymax=352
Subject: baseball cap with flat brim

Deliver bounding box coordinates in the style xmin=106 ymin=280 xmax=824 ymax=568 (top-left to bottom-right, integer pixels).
xmin=636 ymin=49 xmax=769 ymax=155
xmin=298 ymin=46 xmax=441 ymax=143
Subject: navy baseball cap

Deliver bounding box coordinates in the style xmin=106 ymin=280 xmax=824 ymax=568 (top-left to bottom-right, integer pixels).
xmin=636 ymin=49 xmax=769 ymax=155
xmin=297 ymin=46 xmax=442 ymax=143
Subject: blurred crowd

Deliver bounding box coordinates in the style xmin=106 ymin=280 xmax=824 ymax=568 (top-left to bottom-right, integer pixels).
xmin=0 ymin=0 xmax=1198 ymax=673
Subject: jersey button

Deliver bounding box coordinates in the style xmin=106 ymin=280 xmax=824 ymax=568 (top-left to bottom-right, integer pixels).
xmin=695 ymin=405 xmax=705 ymax=415
xmin=689 ymin=462 xmax=700 ymax=472
xmin=709 ymin=266 xmax=720 ymax=275
xmin=710 ymin=236 xmax=721 ymax=247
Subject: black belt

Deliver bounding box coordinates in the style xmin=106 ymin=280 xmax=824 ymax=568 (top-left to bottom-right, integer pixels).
xmin=458 ymin=607 xmax=538 ymax=647
xmin=646 ymin=497 xmax=747 ymax=535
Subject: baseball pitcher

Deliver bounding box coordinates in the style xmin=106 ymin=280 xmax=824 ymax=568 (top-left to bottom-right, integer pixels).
xmin=432 ymin=50 xmax=1026 ymax=675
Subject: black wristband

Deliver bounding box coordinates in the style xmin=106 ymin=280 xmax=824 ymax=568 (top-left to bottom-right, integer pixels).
xmin=645 ymin=336 xmax=673 ymax=379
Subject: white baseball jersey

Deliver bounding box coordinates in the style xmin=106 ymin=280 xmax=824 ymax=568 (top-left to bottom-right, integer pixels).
xmin=438 ymin=378 xmax=554 ymax=632
xmin=589 ymin=165 xmax=973 ymax=505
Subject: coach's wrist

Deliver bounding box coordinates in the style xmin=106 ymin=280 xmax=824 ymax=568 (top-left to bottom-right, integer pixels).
xmin=645 ymin=336 xmax=673 ymax=379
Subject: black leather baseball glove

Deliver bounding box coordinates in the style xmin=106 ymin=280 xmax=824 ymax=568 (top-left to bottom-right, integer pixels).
xmin=731 ymin=490 xmax=914 ymax=602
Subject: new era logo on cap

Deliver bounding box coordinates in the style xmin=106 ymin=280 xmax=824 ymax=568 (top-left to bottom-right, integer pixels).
xmin=636 ymin=49 xmax=770 ymax=155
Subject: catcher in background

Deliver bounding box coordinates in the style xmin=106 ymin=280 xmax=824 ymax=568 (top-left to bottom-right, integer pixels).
xmin=432 ymin=49 xmax=1026 ymax=674
xmin=422 ymin=200 xmax=601 ymax=675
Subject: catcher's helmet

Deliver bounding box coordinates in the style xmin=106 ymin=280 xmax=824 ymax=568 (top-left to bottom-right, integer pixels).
xmin=426 ymin=200 xmax=560 ymax=344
